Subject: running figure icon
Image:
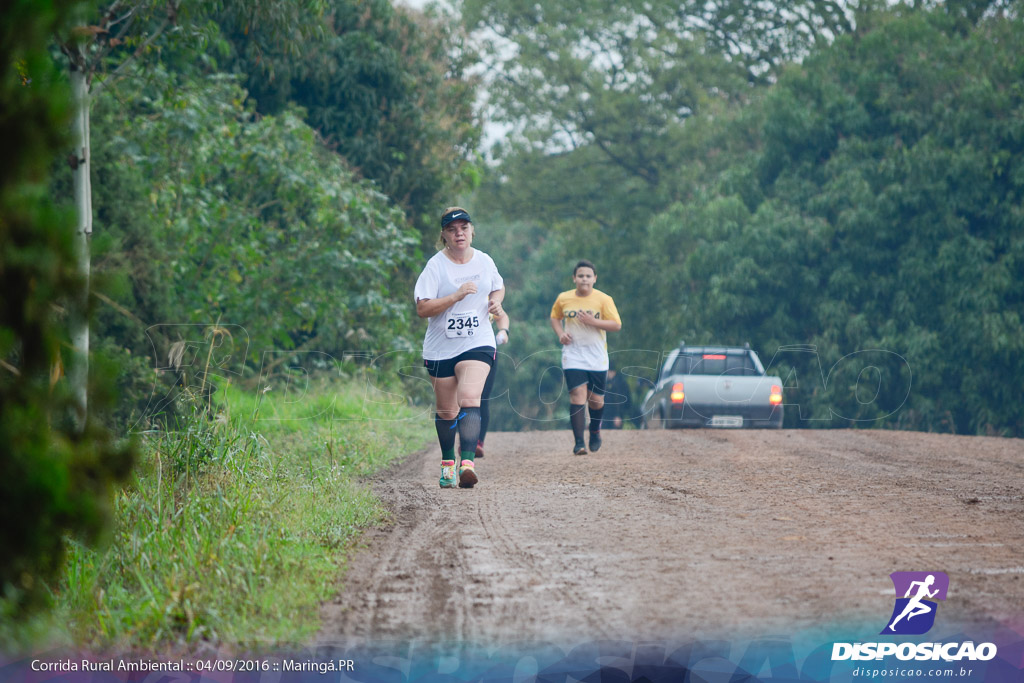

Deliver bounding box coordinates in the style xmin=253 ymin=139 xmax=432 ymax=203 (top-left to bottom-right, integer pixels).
xmin=888 ymin=574 xmax=939 ymax=631
xmin=881 ymin=571 xmax=949 ymax=635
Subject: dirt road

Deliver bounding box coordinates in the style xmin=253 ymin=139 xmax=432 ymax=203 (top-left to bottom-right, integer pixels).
xmin=318 ymin=429 xmax=1024 ymax=646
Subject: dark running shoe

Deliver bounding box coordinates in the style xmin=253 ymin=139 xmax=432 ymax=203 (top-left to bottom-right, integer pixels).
xmin=589 ymin=431 xmax=602 ymax=452
xmin=475 ymin=441 xmax=485 ymax=458
xmin=458 ymin=460 xmax=478 ymax=488
xmin=573 ymin=441 xmax=587 ymax=455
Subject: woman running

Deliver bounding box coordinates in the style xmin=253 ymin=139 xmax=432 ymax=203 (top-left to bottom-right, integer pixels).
xmin=415 ymin=207 xmax=505 ymax=488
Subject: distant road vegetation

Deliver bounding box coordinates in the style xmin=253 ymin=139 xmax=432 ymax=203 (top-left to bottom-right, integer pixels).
xmin=470 ymin=2 xmax=1024 ymax=437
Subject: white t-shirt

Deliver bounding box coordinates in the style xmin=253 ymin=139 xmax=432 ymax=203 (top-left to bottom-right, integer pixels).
xmin=414 ymin=249 xmax=504 ymax=360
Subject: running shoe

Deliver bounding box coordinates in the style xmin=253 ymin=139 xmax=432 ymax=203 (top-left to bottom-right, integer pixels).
xmin=458 ymin=460 xmax=478 ymax=488
xmin=439 ymin=459 xmax=456 ymax=488
xmin=573 ymin=441 xmax=587 ymax=455
xmin=475 ymin=440 xmax=485 ymax=458
xmin=589 ymin=430 xmax=602 ymax=452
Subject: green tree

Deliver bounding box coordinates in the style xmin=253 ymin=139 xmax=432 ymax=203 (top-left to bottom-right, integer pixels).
xmin=218 ymin=0 xmax=483 ymax=238
xmin=466 ymin=0 xmax=857 ymax=207
xmin=467 ymin=0 xmax=863 ymax=359
xmin=643 ymin=6 xmax=1024 ymax=433
xmin=474 ymin=1 xmax=1024 ymax=435
xmin=55 ymin=0 xmax=328 ymax=423
xmin=87 ymin=67 xmax=419 ymax=400
xmin=1 ymin=0 xmax=132 ymax=617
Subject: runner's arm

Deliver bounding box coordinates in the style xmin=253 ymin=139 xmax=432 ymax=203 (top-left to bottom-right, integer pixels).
xmin=494 ymin=309 xmax=511 ymax=345
xmin=592 ymin=317 xmax=622 ymax=332
xmin=488 ymin=293 xmax=506 ymax=318
xmin=577 ymin=311 xmax=621 ymax=332
xmin=494 ymin=309 xmax=510 ymax=331
xmin=550 ymin=317 xmax=572 ymax=345
xmin=416 ymin=283 xmax=476 ymax=318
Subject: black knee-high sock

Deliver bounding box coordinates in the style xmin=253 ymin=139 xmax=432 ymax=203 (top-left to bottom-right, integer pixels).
xmin=589 ymin=405 xmax=604 ymax=433
xmin=456 ymin=407 xmax=482 ymax=461
xmin=570 ymin=402 xmax=586 ymax=443
xmin=435 ymin=413 xmax=457 ymax=458
xmin=479 ymin=365 xmax=496 ymax=444
xmin=479 ymin=399 xmax=490 ymax=445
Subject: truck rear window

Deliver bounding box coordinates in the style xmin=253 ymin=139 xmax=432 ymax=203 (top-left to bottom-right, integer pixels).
xmin=671 ymin=352 xmax=758 ymax=376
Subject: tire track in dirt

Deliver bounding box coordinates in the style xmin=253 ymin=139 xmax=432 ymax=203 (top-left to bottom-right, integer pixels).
xmin=318 ymin=430 xmax=1024 ymax=645
xmin=327 ymin=452 xmax=480 ymax=642
xmin=469 ymin=493 xmax=614 ymax=640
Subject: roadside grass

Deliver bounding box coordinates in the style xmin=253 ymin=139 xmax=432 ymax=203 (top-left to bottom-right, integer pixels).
xmin=5 ymin=377 xmax=430 ymax=653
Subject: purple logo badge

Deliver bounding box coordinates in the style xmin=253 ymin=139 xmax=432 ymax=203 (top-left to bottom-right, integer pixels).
xmin=881 ymin=571 xmax=949 ymax=635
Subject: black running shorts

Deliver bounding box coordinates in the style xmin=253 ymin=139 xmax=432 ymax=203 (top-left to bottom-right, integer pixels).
xmin=563 ymin=368 xmax=607 ymax=396
xmin=424 ymin=346 xmax=496 ymax=378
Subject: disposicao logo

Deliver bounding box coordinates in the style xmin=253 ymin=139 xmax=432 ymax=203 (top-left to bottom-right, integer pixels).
xmin=831 ymin=571 xmax=998 ymax=663
xmin=881 ymin=571 xmax=948 ymax=635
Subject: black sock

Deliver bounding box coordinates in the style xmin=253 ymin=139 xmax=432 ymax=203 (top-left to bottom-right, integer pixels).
xmin=479 ymin=399 xmax=490 ymax=445
xmin=570 ymin=402 xmax=586 ymax=443
xmin=589 ymin=406 xmax=604 ymax=433
xmin=435 ymin=413 xmax=457 ymax=458
xmin=457 ymin=407 xmax=482 ymax=461
xmin=479 ymin=364 xmax=495 ymax=443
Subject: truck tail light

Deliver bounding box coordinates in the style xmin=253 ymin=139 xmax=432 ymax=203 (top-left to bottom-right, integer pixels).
xmin=769 ymin=384 xmax=783 ymax=405
xmin=670 ymin=382 xmax=685 ymax=403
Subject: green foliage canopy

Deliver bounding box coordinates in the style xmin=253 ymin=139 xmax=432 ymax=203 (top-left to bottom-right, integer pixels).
xmin=475 ymin=3 xmax=1024 ymax=436
xmin=89 ymin=67 xmax=419 ymax=392
xmin=219 ymin=0 xmax=482 ymax=236
xmin=465 ymin=0 xmax=856 ymax=219
xmin=641 ymin=7 xmax=1024 ymax=433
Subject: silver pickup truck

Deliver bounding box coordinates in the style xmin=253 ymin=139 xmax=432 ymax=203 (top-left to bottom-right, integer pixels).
xmin=641 ymin=343 xmax=783 ymax=429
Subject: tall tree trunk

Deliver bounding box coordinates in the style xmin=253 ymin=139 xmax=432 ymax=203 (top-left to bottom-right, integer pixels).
xmin=69 ymin=58 xmax=92 ymax=430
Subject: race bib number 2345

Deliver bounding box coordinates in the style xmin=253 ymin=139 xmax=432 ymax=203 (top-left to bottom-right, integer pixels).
xmin=445 ymin=312 xmax=480 ymax=338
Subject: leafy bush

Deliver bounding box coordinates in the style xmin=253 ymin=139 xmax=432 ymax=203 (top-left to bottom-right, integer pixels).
xmin=1 ymin=0 xmax=134 ymax=617
xmin=82 ymin=68 xmax=421 ymax=427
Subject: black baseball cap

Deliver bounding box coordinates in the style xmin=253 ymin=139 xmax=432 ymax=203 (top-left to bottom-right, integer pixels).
xmin=441 ymin=209 xmax=471 ymax=228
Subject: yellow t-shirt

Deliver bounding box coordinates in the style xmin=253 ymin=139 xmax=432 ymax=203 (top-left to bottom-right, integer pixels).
xmin=550 ymin=288 xmax=621 ymax=371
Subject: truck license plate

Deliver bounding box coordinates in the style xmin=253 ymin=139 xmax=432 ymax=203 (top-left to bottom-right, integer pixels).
xmin=709 ymin=415 xmax=743 ymax=428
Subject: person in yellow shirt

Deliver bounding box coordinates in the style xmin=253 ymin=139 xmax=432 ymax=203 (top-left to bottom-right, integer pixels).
xmin=549 ymin=260 xmax=622 ymax=454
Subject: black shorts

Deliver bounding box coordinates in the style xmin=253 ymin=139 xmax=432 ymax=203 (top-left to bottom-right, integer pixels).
xmin=424 ymin=346 xmax=496 ymax=378
xmin=563 ymin=368 xmax=607 ymax=396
